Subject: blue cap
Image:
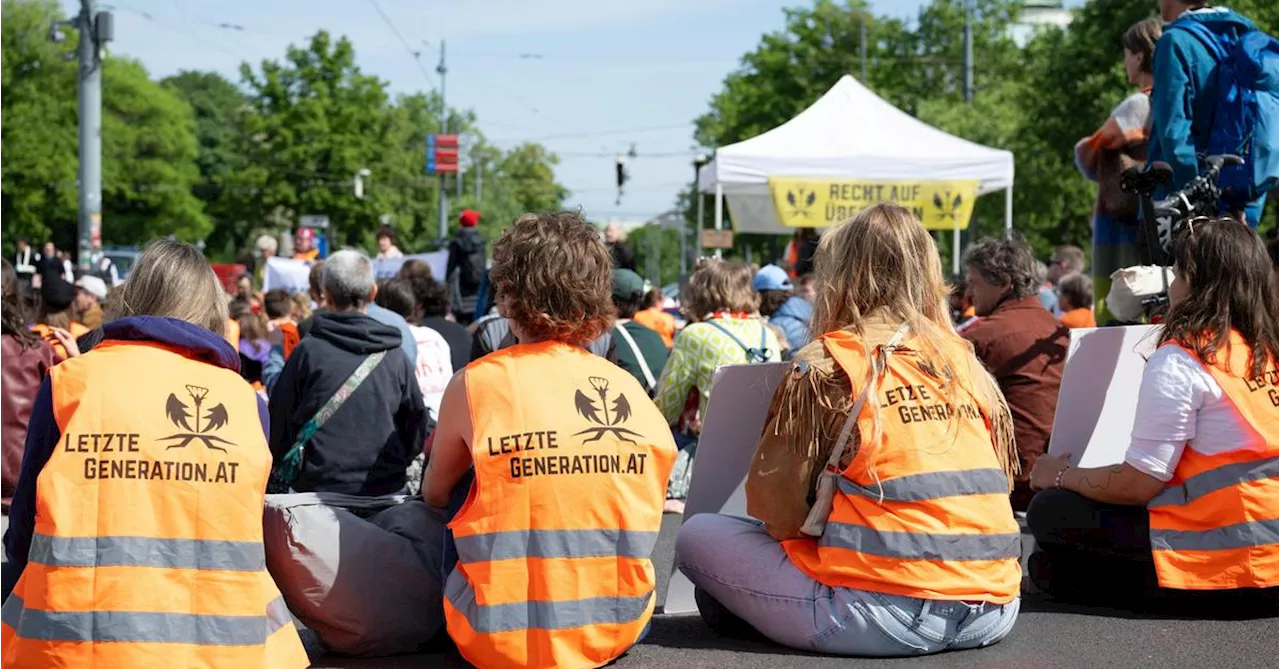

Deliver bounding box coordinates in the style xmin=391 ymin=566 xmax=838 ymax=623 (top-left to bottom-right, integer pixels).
xmin=752 ymin=264 xmax=792 ymax=291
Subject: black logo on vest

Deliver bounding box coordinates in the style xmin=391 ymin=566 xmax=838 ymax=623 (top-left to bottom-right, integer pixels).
xmin=162 ymin=384 xmax=237 ymax=451
xmin=574 ymin=376 xmax=643 ymax=443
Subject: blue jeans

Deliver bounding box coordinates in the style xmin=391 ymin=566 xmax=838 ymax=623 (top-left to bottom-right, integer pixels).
xmin=676 ymin=514 xmax=1019 ymax=657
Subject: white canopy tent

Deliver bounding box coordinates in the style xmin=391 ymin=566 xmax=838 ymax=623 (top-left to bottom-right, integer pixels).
xmin=697 ymin=75 xmax=1014 ymax=271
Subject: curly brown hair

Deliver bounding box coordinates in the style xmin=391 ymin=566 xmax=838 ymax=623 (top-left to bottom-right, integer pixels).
xmin=490 ymin=211 xmax=614 ymax=345
xmin=1163 ymin=218 xmax=1278 ymax=377
xmin=962 ymin=237 xmax=1041 ymax=301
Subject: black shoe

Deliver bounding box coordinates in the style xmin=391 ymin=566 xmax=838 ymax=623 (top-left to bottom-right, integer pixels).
xmin=694 ymin=587 xmax=764 ymax=641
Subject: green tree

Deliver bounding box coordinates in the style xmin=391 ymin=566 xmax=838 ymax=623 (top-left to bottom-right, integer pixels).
xmin=2 ymin=0 xmax=206 ymax=252
xmin=629 ymin=224 xmax=682 ymax=287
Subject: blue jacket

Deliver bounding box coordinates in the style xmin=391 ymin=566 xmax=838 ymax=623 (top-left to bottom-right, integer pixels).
xmin=2 ymin=317 xmax=269 ymax=579
xmin=770 ymin=296 xmax=812 ymax=351
xmin=1148 ymin=7 xmax=1258 ymax=198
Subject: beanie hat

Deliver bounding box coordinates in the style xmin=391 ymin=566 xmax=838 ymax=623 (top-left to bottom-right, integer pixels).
xmin=459 ymin=209 xmax=481 ymax=228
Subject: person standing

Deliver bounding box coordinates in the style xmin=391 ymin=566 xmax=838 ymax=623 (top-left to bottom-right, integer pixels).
xmin=1 ymin=260 xmax=57 ymax=515
xmin=2 ymin=240 xmax=308 ymax=667
xmin=963 ymin=238 xmax=1070 ymax=512
xmin=446 ymin=209 xmax=486 ymax=325
xmin=12 ymin=239 xmax=37 ymax=287
xmin=375 ymin=225 xmax=404 ymax=260
xmin=1077 ymin=19 xmax=1161 ymax=323
xmin=1148 ymin=0 xmax=1274 ymax=226
xmin=423 ymin=211 xmax=675 ymax=668
xmin=605 ymin=221 xmax=637 ymax=271
xmin=292 ymin=227 xmax=320 ymax=262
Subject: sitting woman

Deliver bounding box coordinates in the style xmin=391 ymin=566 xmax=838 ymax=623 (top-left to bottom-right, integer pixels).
xmin=655 ymin=259 xmax=782 ymax=509
xmin=676 ymin=204 xmax=1022 ymax=657
xmin=423 ymin=211 xmax=676 ymax=669
xmin=1055 ymin=272 xmax=1097 ymax=329
xmin=2 ymin=239 xmax=307 ymax=667
xmin=1027 ymin=218 xmax=1278 ymax=606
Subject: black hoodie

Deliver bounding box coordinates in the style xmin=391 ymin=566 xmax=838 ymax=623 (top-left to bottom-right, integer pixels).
xmin=268 ymin=310 xmax=427 ymax=495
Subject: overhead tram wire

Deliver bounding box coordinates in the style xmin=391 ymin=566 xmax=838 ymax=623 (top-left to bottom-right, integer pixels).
xmin=367 ymin=0 xmax=437 ymax=89
xmin=490 ymin=123 xmax=694 ymax=144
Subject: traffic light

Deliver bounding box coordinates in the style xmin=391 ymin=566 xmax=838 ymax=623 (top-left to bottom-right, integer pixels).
xmin=426 ymin=134 xmax=460 ymax=174
xmin=615 ymin=156 xmax=628 ymax=205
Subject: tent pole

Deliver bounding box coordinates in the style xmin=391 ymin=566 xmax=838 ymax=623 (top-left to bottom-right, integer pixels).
xmin=952 ymin=223 xmax=960 ymax=278
xmin=714 ymin=182 xmax=724 ymax=259
xmin=1004 ymin=186 xmax=1013 ymax=239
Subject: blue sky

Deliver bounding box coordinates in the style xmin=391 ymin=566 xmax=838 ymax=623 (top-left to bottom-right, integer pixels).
xmin=71 ymin=0 xmax=932 ymax=223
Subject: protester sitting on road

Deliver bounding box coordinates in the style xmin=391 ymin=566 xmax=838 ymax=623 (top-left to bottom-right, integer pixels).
xmin=632 ymin=288 xmax=676 ymax=348
xmin=375 ymin=224 xmax=404 ymax=260
xmin=1027 ymin=218 xmax=1278 ymax=607
xmin=678 ymin=203 xmax=1021 ymax=657
xmin=655 ymin=259 xmax=782 ymax=509
xmin=294 ymin=256 xmax=416 ymax=365
xmin=963 ymin=237 xmax=1070 ymax=511
xmin=754 ymin=264 xmax=812 ymax=351
xmin=400 ymin=259 xmax=470 ymax=374
xmin=31 ymin=268 xmax=89 ymax=360
xmin=422 ymin=211 xmax=676 ymax=669
xmin=375 ymin=277 xmax=452 ymax=419
xmin=1 ymin=260 xmax=57 ymax=518
xmin=269 ymin=250 xmax=428 ymax=495
xmin=1056 ymin=272 xmax=1097 ymax=329
xmin=2 ymin=239 xmax=308 ymax=667
xmin=611 ymin=268 xmax=669 ymax=395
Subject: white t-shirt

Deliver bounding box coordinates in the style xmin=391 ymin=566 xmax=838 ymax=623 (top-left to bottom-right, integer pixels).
xmin=409 ymin=325 xmax=453 ymax=420
xmin=1124 ymin=345 xmax=1258 ymax=482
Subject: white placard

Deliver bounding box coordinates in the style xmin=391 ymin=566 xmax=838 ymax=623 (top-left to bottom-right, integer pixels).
xmin=262 ymin=257 xmax=313 ymax=294
xmin=1047 ymin=325 xmax=1160 ymax=468
xmin=663 ymin=362 xmax=789 ymax=614
xmin=371 ymin=251 xmax=448 ymax=283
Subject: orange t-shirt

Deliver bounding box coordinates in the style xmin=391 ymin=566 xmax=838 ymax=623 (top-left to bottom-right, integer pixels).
xmin=632 ymin=308 xmax=676 ymax=348
xmin=1059 ymin=307 xmax=1096 ymax=329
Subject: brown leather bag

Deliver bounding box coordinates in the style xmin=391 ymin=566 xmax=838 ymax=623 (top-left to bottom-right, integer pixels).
xmin=1096 ymin=142 xmax=1147 ymax=220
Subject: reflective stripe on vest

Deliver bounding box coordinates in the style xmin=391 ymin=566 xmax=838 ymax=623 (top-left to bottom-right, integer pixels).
xmin=782 ymin=329 xmax=1022 ymax=604
xmin=2 ymin=342 xmax=308 ymax=668
xmin=2 ymin=594 xmax=291 ymax=646
xmin=28 ymin=533 xmax=266 ymax=571
xmin=1147 ymin=333 xmax=1279 ymax=590
xmin=455 ymin=528 xmax=660 ymax=562
xmin=446 ymin=341 xmax=675 ymax=669
xmin=444 ymin=574 xmax=654 ymax=634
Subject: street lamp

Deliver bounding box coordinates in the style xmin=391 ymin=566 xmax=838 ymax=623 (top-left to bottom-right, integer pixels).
xmin=353 ymin=168 xmax=371 ymax=200
xmin=691 ymin=154 xmax=710 ymax=272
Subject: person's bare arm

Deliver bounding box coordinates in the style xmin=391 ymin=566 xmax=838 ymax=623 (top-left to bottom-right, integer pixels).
xmin=1030 ymin=454 xmax=1165 ymax=506
xmin=423 ymin=370 xmax=474 ymax=508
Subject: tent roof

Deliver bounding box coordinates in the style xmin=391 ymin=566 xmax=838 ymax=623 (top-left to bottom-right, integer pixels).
xmin=697 ymin=75 xmax=1013 ymax=195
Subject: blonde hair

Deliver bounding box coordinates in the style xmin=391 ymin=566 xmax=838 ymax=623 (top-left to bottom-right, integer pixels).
xmin=107 ymin=239 xmax=229 ymax=336
xmin=813 ymin=204 xmax=1019 ymax=484
xmin=683 ymin=259 xmax=759 ymax=321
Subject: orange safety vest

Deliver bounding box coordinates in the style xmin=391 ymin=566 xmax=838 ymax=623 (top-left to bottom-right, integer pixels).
xmin=1147 ymin=331 xmax=1279 ymax=590
xmin=632 ymin=308 xmax=675 ymax=349
xmin=29 ymin=322 xmax=90 ymax=360
xmin=292 ymin=249 xmax=319 ymax=262
xmin=444 ymin=342 xmax=676 ymax=669
xmin=784 ymin=240 xmax=800 ymax=278
xmin=0 ymin=341 xmax=308 ymax=669
xmin=783 ymin=330 xmax=1022 ymax=603
xmin=279 ymin=321 xmax=301 ymax=361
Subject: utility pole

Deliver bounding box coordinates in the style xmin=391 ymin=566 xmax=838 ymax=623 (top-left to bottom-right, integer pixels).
xmin=860 ymin=12 xmax=868 ymax=83
xmin=437 ymin=40 xmax=448 ymax=240
xmin=73 ymin=0 xmax=111 ymax=272
xmin=963 ymin=0 xmax=974 ymax=103
xmin=474 ymin=152 xmax=482 ymax=202
xmin=692 ymin=154 xmax=709 ymax=275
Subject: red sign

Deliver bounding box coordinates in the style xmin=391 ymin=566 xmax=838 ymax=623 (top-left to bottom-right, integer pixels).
xmin=211 ymin=263 xmax=248 ymax=294
xmin=427 ymin=133 xmax=460 ymax=174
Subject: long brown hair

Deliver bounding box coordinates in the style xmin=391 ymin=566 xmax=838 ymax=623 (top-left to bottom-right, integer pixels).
xmin=1 ymin=259 xmax=40 ymax=350
xmin=107 ymin=239 xmax=229 ymax=336
xmin=813 ymin=204 xmax=1019 ymax=482
xmin=1163 ymin=218 xmax=1278 ymax=376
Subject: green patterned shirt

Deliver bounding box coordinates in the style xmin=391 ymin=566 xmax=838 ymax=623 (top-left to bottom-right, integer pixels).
xmin=655 ymin=317 xmax=783 ymax=425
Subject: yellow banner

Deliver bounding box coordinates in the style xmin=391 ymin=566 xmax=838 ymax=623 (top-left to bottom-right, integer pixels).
xmin=767 ymin=177 xmax=981 ymax=231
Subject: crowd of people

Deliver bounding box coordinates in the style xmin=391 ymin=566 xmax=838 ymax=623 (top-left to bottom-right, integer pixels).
xmin=0 ymin=1 xmax=1277 ymax=666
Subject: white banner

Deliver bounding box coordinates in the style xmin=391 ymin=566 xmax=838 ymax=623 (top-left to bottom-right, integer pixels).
xmin=263 ymin=251 xmax=450 ymax=295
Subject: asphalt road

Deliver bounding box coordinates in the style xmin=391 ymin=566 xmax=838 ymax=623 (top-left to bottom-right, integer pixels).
xmin=311 ymin=514 xmax=1280 ymax=669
